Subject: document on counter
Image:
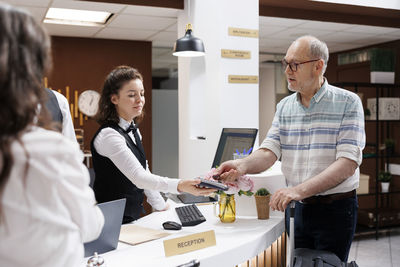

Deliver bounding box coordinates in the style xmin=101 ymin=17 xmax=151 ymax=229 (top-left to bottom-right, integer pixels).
xmin=119 ymin=224 xmax=171 ymax=246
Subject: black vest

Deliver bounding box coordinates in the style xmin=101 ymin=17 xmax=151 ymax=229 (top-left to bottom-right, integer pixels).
xmin=91 ymin=122 xmax=146 ymax=223
xmin=45 ymin=88 xmax=63 ymax=123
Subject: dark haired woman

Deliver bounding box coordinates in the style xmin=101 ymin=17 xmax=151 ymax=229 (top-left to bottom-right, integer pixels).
xmin=92 ymin=66 xmax=215 ymax=223
xmin=0 ymin=3 xmax=104 ymax=267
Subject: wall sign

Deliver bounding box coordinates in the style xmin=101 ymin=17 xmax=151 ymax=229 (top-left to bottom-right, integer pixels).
xmin=228 ymin=27 xmax=258 ymax=38
xmin=228 ymin=75 xmax=259 ymax=84
xmin=221 ymin=49 xmax=251 ymax=59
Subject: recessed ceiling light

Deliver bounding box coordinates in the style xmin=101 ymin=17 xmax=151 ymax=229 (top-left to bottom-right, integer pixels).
xmin=44 ymin=7 xmax=113 ymax=27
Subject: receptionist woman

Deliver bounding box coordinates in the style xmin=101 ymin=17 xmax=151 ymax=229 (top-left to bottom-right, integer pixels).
xmin=92 ymin=66 xmax=215 ymax=223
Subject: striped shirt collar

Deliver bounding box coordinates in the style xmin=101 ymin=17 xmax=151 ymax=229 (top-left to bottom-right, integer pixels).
xmin=296 ymin=78 xmax=328 ymax=104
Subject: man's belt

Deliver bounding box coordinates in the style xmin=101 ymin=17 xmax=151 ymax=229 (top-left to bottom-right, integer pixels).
xmin=300 ymin=189 xmax=356 ymax=204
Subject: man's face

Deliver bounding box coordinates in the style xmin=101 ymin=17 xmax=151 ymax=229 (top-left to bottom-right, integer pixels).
xmin=283 ymin=40 xmax=319 ymax=93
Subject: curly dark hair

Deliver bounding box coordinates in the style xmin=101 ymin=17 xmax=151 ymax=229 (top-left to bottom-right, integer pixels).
xmin=0 ymin=3 xmax=52 ymax=215
xmin=96 ymin=65 xmax=145 ymax=125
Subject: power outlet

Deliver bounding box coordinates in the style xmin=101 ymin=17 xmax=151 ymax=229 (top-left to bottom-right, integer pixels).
xmin=387 ymin=163 xmax=400 ymax=176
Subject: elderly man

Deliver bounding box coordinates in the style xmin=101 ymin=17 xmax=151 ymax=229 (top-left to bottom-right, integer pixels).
xmin=216 ymin=35 xmax=365 ymax=261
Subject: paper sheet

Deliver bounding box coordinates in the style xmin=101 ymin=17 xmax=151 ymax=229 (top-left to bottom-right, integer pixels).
xmin=119 ymin=224 xmax=170 ymax=246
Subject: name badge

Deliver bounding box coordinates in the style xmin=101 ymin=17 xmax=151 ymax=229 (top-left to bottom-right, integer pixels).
xmin=163 ymin=230 xmax=216 ymax=257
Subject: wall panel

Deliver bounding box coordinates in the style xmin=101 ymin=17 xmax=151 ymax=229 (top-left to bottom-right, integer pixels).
xmin=47 ymin=36 xmax=153 ymax=168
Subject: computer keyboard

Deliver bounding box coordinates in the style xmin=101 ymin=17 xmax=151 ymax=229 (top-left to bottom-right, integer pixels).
xmin=175 ymin=204 xmax=206 ymax=226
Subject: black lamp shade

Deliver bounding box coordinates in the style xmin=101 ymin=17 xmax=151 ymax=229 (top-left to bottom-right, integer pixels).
xmin=173 ymin=26 xmax=205 ymax=57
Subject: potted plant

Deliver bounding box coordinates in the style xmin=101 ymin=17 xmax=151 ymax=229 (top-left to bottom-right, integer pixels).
xmin=254 ymin=188 xmax=270 ymax=220
xmin=370 ymin=48 xmax=396 ymax=84
xmin=378 ymin=171 xmax=392 ymax=193
xmin=384 ymin=138 xmax=395 ymax=156
xmin=364 ymin=108 xmax=371 ymax=120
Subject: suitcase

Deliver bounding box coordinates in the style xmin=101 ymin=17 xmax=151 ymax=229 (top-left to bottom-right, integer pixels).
xmin=287 ymin=202 xmax=359 ymax=267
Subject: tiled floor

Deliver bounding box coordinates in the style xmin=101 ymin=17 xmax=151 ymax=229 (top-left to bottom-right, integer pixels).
xmin=348 ymin=228 xmax=400 ymax=267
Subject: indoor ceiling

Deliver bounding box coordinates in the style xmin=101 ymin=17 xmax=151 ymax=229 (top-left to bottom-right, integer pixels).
xmin=4 ymin=0 xmax=400 ymax=71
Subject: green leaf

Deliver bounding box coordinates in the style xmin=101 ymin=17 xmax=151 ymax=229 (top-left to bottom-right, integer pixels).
xmin=238 ymin=190 xmax=254 ymax=196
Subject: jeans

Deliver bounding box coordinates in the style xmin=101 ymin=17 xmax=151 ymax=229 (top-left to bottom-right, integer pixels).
xmin=285 ymin=195 xmax=358 ymax=262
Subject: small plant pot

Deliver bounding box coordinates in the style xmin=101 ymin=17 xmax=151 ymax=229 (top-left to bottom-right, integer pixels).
xmin=386 ymin=147 xmax=394 ymax=156
xmin=255 ymin=195 xmax=270 ymax=220
xmin=381 ymin=182 xmax=390 ymax=193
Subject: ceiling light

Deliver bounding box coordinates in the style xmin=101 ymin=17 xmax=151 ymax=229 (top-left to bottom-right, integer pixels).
xmin=173 ymin=24 xmax=205 ymax=57
xmin=44 ymin=8 xmax=112 ymax=27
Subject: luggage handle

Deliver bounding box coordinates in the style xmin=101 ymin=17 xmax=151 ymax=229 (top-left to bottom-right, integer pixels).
xmin=314 ymin=257 xmax=325 ymax=267
xmin=288 ymin=201 xmax=295 ymax=267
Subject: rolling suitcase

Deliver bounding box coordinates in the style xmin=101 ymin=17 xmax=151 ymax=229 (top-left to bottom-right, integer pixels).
xmin=287 ymin=202 xmax=359 ymax=267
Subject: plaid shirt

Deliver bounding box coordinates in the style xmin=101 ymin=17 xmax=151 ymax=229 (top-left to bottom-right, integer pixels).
xmin=260 ymin=80 xmax=365 ymax=195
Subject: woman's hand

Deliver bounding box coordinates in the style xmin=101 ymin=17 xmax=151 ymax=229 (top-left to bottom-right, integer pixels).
xmin=177 ymin=179 xmax=217 ymax=196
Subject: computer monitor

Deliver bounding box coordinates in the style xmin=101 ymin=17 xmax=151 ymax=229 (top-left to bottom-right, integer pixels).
xmin=177 ymin=128 xmax=258 ymax=204
xmin=211 ymin=128 xmax=258 ymax=168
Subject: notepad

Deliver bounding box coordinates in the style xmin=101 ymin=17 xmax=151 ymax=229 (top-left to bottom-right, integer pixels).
xmin=119 ymin=224 xmax=171 ymax=246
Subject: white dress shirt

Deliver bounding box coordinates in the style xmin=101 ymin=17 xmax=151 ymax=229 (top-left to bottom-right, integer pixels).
xmin=0 ymin=127 xmax=104 ymax=267
xmin=53 ymin=90 xmax=77 ymax=142
xmin=93 ymin=118 xmax=180 ymax=211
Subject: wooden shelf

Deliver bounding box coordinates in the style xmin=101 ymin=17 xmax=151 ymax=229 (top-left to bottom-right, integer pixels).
xmin=355 ymin=224 xmax=400 ymax=236
xmin=365 ymin=120 xmax=400 ymax=122
xmin=334 ymin=82 xmax=400 ymax=239
xmin=357 ymin=191 xmax=400 ymax=196
xmin=363 ymin=154 xmax=400 ymax=159
xmin=333 ymin=82 xmax=400 ymax=88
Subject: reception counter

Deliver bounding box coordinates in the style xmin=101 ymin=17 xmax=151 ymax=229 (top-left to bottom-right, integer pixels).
xmin=83 ymin=162 xmax=287 ymax=267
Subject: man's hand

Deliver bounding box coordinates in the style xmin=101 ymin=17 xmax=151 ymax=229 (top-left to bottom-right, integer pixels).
xmin=215 ymin=160 xmax=244 ymax=182
xmin=216 ymin=149 xmax=277 ymax=183
xmin=177 ymin=179 xmax=217 ymax=196
xmin=269 ymin=187 xmax=302 ymax=212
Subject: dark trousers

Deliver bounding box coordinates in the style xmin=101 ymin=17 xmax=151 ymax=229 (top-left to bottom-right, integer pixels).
xmin=285 ymin=195 xmax=358 ymax=262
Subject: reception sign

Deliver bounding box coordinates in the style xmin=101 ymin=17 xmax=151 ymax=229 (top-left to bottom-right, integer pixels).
xmin=163 ymin=230 xmax=216 ymax=257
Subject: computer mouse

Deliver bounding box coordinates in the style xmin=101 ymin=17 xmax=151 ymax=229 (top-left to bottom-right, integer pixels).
xmin=162 ymin=221 xmax=182 ymax=230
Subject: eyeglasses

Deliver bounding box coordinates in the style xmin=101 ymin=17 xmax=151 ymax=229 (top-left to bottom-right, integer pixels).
xmin=281 ymin=59 xmax=320 ymax=72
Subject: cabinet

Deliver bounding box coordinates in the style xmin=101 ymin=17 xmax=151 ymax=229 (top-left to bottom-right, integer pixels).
xmin=333 ymin=82 xmax=400 ymax=239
